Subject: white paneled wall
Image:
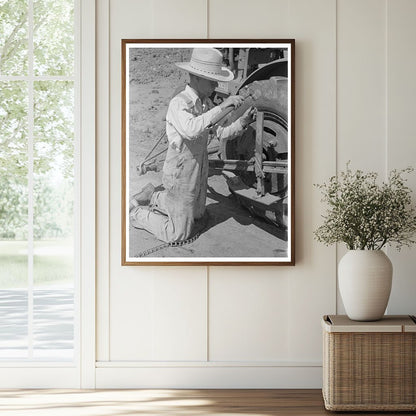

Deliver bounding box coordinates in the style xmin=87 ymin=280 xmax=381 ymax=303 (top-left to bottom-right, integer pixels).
xmin=209 ymin=0 xmax=290 ymax=38
xmin=386 ymin=0 xmax=416 ymax=314
xmin=95 ymin=0 xmax=416 ymax=388
xmin=337 ymin=0 xmax=387 ymax=172
xmin=209 ymin=268 xmax=290 ymax=362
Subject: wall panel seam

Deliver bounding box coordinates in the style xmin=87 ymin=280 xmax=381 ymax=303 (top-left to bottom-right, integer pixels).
xmin=206 ymin=267 xmax=210 ymax=362
xmin=106 ymin=0 xmax=111 ymax=362
xmin=335 ymin=0 xmax=339 ymax=314
xmin=385 ymin=0 xmax=389 ymax=176
xmin=206 ymin=0 xmax=209 ymax=38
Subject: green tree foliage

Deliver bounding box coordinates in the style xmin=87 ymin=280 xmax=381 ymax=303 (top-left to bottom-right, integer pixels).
xmin=34 ymin=81 xmax=74 ymax=178
xmin=33 ymin=0 xmax=74 ymax=75
xmin=34 ymin=176 xmax=74 ymax=239
xmin=0 ymin=177 xmax=27 ymax=238
xmin=0 ymin=81 xmax=28 ymax=179
xmin=0 ymin=0 xmax=74 ymax=240
xmin=0 ymin=0 xmax=28 ymax=75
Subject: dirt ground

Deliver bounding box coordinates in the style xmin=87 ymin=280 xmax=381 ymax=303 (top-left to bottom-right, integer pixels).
xmin=127 ymin=47 xmax=288 ymax=259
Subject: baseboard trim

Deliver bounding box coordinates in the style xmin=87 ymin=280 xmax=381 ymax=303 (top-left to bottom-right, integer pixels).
xmin=96 ymin=360 xmax=321 ymax=368
xmin=96 ymin=365 xmax=323 ymax=388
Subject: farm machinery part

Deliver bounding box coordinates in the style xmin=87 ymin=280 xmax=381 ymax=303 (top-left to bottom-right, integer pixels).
xmin=209 ymin=48 xmax=289 ymax=228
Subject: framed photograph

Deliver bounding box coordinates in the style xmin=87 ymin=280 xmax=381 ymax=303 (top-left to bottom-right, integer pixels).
xmin=122 ymin=39 xmax=295 ymax=265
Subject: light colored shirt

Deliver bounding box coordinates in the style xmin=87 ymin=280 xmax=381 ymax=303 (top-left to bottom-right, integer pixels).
xmin=165 ymin=84 xmax=244 ymax=151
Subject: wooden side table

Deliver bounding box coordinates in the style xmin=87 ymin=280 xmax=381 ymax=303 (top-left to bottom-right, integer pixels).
xmin=322 ymin=315 xmax=416 ymax=411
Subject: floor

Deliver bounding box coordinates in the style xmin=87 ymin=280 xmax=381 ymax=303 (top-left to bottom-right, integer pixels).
xmin=0 ymin=389 xmax=413 ymax=416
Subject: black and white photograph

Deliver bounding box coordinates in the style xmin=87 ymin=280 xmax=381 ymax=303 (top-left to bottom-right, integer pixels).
xmin=122 ymin=40 xmax=295 ymax=265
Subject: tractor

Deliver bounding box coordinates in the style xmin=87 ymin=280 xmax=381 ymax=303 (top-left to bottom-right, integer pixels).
xmin=209 ymin=47 xmax=290 ymax=228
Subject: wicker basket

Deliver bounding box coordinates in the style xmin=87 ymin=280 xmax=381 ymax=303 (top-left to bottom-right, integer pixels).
xmin=322 ymin=315 xmax=416 ymax=411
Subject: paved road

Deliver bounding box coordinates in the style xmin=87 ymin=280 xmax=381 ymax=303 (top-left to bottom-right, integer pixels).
xmin=0 ymin=288 xmax=74 ymax=360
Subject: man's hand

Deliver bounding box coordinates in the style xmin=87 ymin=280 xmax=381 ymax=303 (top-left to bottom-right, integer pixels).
xmin=240 ymin=106 xmax=257 ymax=128
xmin=219 ymin=95 xmax=244 ymax=110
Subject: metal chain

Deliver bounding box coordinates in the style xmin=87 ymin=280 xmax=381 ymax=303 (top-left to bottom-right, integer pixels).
xmin=135 ymin=231 xmax=202 ymax=257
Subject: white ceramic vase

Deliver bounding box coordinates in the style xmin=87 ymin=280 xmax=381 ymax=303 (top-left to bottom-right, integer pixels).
xmin=338 ymin=250 xmax=393 ymax=321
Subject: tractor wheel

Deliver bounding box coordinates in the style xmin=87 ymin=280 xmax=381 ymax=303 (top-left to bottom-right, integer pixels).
xmin=220 ymin=77 xmax=289 ymax=195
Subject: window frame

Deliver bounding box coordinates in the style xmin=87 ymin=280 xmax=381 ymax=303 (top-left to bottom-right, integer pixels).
xmin=0 ymin=0 xmax=96 ymax=388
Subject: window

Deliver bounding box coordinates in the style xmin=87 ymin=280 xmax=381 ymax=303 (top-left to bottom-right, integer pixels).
xmin=0 ymin=0 xmax=77 ymax=361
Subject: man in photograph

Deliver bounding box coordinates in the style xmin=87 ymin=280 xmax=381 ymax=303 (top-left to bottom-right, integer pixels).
xmin=129 ymin=48 xmax=256 ymax=243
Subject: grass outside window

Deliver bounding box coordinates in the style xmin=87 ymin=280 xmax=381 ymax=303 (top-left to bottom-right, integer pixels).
xmin=0 ymin=240 xmax=73 ymax=289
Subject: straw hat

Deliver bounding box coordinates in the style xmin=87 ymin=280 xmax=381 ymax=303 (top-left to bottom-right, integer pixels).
xmin=175 ymin=48 xmax=234 ymax=82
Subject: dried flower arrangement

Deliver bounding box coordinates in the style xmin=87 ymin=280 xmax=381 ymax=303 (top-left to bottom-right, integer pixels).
xmin=314 ymin=164 xmax=416 ymax=250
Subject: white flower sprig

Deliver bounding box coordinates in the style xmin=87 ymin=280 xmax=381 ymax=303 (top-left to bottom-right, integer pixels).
xmin=314 ymin=164 xmax=416 ymax=250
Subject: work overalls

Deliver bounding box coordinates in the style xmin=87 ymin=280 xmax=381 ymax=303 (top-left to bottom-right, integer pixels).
xmin=130 ymin=85 xmax=243 ymax=243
